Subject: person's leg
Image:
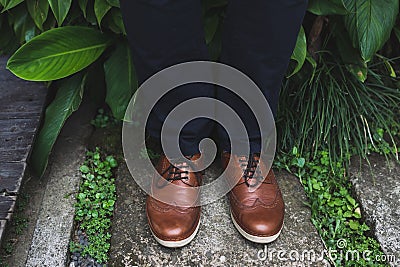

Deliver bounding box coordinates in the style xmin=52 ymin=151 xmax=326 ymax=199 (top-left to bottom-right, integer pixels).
xmin=120 ymin=0 xmax=210 ymax=248
xmin=219 ymin=0 xmax=308 ymax=244
xmin=217 ymin=0 xmax=308 ymax=153
xmin=120 ymin=0 xmax=214 ymax=156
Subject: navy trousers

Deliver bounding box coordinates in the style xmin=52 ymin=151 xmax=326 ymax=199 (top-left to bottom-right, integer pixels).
xmin=120 ymin=0 xmax=308 ymax=155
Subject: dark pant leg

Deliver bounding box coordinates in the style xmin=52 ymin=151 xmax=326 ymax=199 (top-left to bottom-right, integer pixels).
xmin=217 ymin=0 xmax=308 ymax=153
xmin=120 ymin=0 xmax=214 ymax=156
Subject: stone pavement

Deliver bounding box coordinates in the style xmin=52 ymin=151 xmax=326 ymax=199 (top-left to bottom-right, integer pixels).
xmin=109 ymin=162 xmax=329 ymax=266
xmin=25 ymin=101 xmax=95 ymax=267
xmin=350 ymin=155 xmax=400 ymax=267
xmin=1 ymin=72 xmax=397 ymax=266
xmin=16 ymin=100 xmax=95 ymax=267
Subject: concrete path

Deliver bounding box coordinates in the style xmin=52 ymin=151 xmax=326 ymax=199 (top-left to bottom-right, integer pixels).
xmin=24 ymin=101 xmax=95 ymax=266
xmin=1 ymin=103 xmax=91 ymax=266
xmin=2 ymin=86 xmax=396 ymax=266
xmin=350 ymin=155 xmax=400 ymax=267
xmin=110 ymin=162 xmax=329 ymax=266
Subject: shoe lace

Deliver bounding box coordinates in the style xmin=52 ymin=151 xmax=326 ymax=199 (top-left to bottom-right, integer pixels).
xmin=238 ymin=154 xmax=269 ymax=187
xmin=161 ymin=162 xmax=189 ymax=182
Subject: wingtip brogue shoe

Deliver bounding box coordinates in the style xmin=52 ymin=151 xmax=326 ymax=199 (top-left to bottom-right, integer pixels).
xmin=146 ymin=153 xmax=202 ymax=248
xmin=222 ymin=152 xmax=284 ymax=243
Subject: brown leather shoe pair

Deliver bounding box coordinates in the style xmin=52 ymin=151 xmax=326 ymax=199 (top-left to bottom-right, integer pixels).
xmin=146 ymin=152 xmax=284 ymax=247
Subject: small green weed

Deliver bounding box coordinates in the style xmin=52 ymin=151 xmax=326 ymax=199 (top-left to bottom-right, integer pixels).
xmin=91 ymin=109 xmax=118 ymax=128
xmin=73 ymin=148 xmax=118 ymax=263
xmin=69 ymin=241 xmax=84 ymax=253
xmin=275 ymin=147 xmax=388 ymax=266
xmin=0 ymin=257 xmax=10 ymax=267
xmin=2 ymin=242 xmax=13 ymax=256
xmin=12 ymin=215 xmax=28 ymax=235
xmin=10 ymin=194 xmax=29 ymax=235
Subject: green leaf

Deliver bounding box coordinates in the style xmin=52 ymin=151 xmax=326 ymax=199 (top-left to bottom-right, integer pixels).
xmin=106 ymin=0 xmax=119 ymax=8
xmin=344 ymin=0 xmax=399 ymax=62
xmin=80 ymin=165 xmax=90 ymax=173
xmin=348 ymin=220 xmax=359 ymax=230
xmin=333 ymin=198 xmax=343 ymax=206
xmin=288 ymin=26 xmax=306 ymax=77
xmin=104 ymin=40 xmax=137 ymax=120
xmin=0 ymin=0 xmax=24 ymax=11
xmin=204 ymin=14 xmax=219 ymax=45
xmin=343 ymin=211 xmax=353 ymax=217
xmin=11 ymin=8 xmax=38 ymax=43
xmin=312 ymin=182 xmax=321 ymax=190
xmin=305 ymin=53 xmax=317 ymax=81
xmin=307 ymin=0 xmax=349 ymax=15
xmin=26 ymin=0 xmax=49 ymax=30
xmin=334 ymin=19 xmax=367 ymax=82
xmin=78 ymin=0 xmax=89 ymax=17
xmin=94 ymin=0 xmax=112 ymax=26
xmin=297 ymin=158 xmax=305 ymax=168
xmin=48 ymin=0 xmax=72 ymax=26
xmin=345 ymin=195 xmax=356 ymax=206
xmin=375 ymin=54 xmax=397 ymax=78
xmin=207 ymin=22 xmax=222 ymax=61
xmin=7 ymin=26 xmax=111 ymax=81
xmin=104 ymin=8 xmax=125 ymax=34
xmin=30 ymin=73 xmax=86 ymax=177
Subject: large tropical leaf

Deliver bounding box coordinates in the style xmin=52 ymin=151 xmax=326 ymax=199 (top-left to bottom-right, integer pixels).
xmin=9 ymin=7 xmax=37 ymax=43
xmin=307 ymin=0 xmax=348 ymax=15
xmin=288 ymin=26 xmax=306 ymax=77
xmin=7 ymin=26 xmax=111 ymax=81
xmin=104 ymin=40 xmax=137 ymax=120
xmin=0 ymin=0 xmax=24 ymax=11
xmin=94 ymin=0 xmax=111 ymax=26
xmin=334 ymin=20 xmax=367 ymax=82
xmin=48 ymin=0 xmax=72 ymax=26
xmin=30 ymin=73 xmax=86 ymax=177
xmin=106 ymin=8 xmax=125 ymax=35
xmin=344 ymin=0 xmax=399 ymax=62
xmin=26 ymin=0 xmax=49 ymax=30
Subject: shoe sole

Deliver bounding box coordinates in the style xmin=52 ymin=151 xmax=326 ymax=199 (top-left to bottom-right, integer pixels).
xmin=149 ymin=218 xmax=201 ymax=248
xmin=230 ymin=212 xmax=283 ymax=243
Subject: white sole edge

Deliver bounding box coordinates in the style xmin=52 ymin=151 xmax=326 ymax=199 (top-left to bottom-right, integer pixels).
xmin=149 ymin=218 xmax=201 ymax=248
xmin=230 ymin=212 xmax=283 ymax=243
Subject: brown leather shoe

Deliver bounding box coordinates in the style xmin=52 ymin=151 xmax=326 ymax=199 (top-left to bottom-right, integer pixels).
xmin=146 ymin=153 xmax=202 ymax=247
xmin=222 ymin=152 xmax=284 ymax=243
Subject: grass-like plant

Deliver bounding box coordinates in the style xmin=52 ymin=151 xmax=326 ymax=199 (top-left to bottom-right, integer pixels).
xmin=278 ymin=52 xmax=400 ymax=165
